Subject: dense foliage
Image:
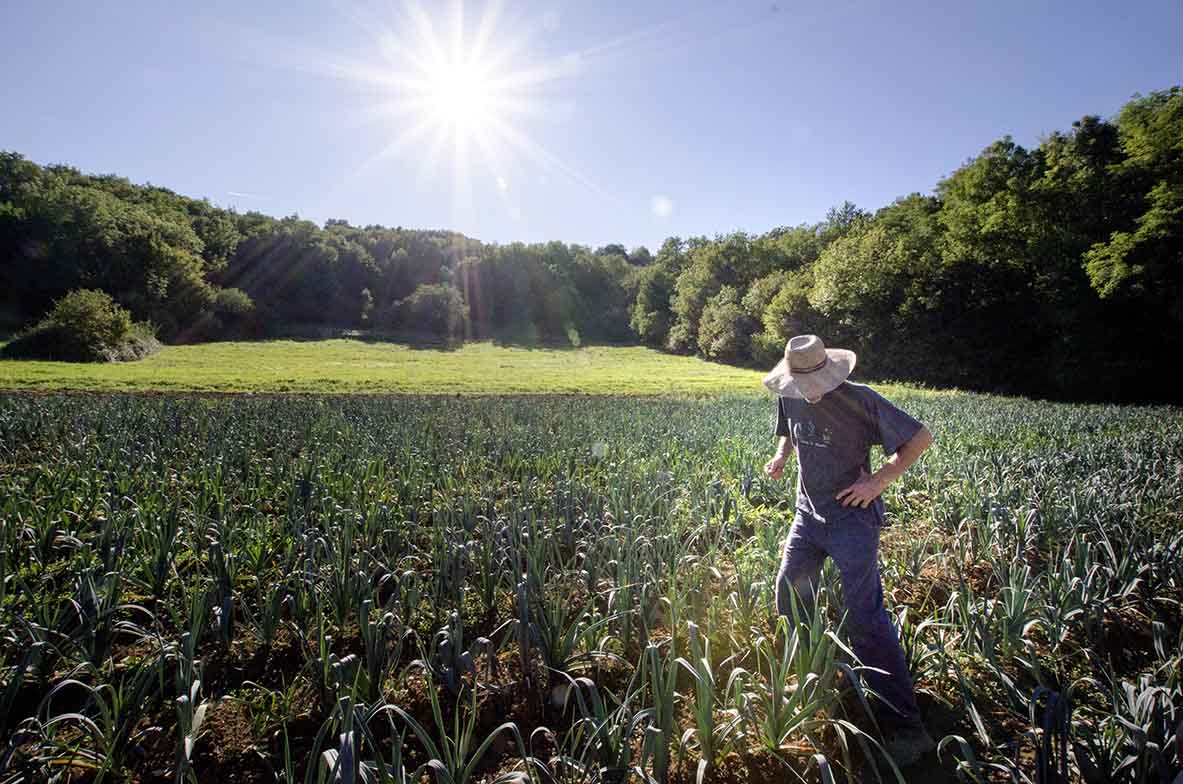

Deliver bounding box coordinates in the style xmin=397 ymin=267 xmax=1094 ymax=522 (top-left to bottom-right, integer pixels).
xmin=0 ymin=157 xmax=638 ymax=349
xmin=646 ymin=87 xmax=1183 ymax=401
xmin=1 ymin=288 xmax=158 ymax=362
xmin=0 ymin=393 xmax=1178 ymax=782
xmin=3 ymin=86 xmax=1181 ymax=398
xmin=380 ymin=283 xmax=470 ymax=339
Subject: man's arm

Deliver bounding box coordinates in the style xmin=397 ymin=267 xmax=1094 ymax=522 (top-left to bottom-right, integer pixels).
xmin=764 ymin=436 xmax=791 ymax=479
xmin=875 ymin=424 xmax=933 ymax=488
xmin=836 ymin=425 xmax=934 ymax=508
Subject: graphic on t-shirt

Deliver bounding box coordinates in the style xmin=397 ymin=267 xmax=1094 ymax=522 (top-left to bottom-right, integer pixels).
xmin=793 ymin=420 xmax=833 ymax=449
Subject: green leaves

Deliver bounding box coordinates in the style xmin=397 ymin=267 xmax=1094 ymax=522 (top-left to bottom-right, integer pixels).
xmin=0 ymin=392 xmax=1179 ymax=782
xmin=390 ymin=680 xmax=531 ymax=784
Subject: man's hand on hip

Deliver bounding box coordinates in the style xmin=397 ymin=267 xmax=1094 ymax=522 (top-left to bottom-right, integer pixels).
xmin=836 ymin=467 xmax=886 ymax=508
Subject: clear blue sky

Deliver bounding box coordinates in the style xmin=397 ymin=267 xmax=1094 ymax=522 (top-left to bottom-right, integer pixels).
xmin=3 ymin=1 xmax=1180 ymax=252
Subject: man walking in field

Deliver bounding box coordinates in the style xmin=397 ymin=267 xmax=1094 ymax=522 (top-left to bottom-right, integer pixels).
xmin=763 ymin=334 xmax=936 ymax=768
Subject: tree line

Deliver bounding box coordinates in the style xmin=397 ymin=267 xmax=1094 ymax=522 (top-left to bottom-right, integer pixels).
xmin=2 ymin=86 xmax=1180 ymax=401
xmin=0 ymin=158 xmax=638 ymax=347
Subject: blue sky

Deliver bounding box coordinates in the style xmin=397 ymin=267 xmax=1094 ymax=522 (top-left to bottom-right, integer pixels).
xmin=3 ymin=1 xmax=1181 ymax=252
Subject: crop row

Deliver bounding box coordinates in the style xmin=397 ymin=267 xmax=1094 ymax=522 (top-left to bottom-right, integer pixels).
xmin=0 ymin=393 xmax=1179 ymax=783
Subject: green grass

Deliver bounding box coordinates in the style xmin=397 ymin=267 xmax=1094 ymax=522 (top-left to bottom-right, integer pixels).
xmin=0 ymin=339 xmax=801 ymax=395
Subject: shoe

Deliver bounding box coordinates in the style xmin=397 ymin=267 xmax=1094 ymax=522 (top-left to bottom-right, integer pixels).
xmin=881 ymin=720 xmax=936 ymax=769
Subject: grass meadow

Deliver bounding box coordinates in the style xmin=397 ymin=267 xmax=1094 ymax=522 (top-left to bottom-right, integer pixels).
xmin=0 ymin=340 xmax=788 ymax=396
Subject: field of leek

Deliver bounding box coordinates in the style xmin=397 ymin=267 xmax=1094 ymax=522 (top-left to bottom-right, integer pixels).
xmin=0 ymin=392 xmax=1179 ymax=783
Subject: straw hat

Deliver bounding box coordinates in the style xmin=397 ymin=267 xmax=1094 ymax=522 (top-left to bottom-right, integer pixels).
xmin=763 ymin=335 xmax=856 ymax=399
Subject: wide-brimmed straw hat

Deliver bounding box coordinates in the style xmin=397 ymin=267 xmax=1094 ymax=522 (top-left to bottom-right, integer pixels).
xmin=763 ymin=334 xmax=856 ymax=399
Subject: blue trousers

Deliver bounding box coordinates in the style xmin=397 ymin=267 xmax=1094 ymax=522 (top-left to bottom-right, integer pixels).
xmin=773 ymin=507 xmax=920 ymax=722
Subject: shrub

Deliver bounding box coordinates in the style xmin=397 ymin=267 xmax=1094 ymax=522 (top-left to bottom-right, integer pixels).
xmin=173 ymin=288 xmax=259 ymax=343
xmin=2 ymin=289 xmax=159 ymax=362
xmin=51 ymin=289 xmax=132 ymax=345
xmin=383 ymin=284 xmax=468 ymax=340
xmin=630 ymin=266 xmax=675 ymax=346
xmin=213 ymin=287 xmax=255 ymax=319
xmin=697 ymin=286 xmax=751 ymax=361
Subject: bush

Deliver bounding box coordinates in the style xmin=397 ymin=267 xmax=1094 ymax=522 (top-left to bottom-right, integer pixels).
xmin=2 ymin=289 xmax=160 ymax=362
xmin=697 ymin=286 xmax=751 ymax=361
xmin=382 ymin=284 xmax=468 ymax=340
xmin=630 ymin=266 xmax=675 ymax=346
xmin=172 ymin=288 xmax=260 ymax=343
xmin=52 ymin=289 xmax=132 ymax=345
xmin=214 ymin=287 xmax=254 ymax=319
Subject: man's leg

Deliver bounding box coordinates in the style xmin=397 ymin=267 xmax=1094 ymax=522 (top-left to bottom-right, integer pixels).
xmin=824 ymin=514 xmax=921 ymax=722
xmin=774 ymin=513 xmax=826 ymax=621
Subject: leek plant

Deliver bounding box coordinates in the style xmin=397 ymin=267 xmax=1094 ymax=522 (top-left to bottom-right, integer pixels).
xmin=391 ymin=676 xmax=535 ymax=784
xmin=174 ymin=634 xmax=209 ymax=784
xmin=675 ymin=620 xmax=745 ymax=784
xmin=1 ymin=392 xmax=1180 ymax=781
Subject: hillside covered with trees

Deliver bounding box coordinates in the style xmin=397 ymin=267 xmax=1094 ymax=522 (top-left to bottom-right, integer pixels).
xmin=2 ymin=86 xmax=1180 ymax=401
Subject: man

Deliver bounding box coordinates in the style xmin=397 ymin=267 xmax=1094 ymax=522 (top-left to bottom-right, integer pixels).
xmin=762 ymin=334 xmax=936 ymax=768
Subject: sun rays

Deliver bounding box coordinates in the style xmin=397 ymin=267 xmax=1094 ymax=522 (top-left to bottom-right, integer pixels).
xmin=352 ymin=0 xmax=592 ymax=217
xmin=232 ymin=0 xmax=595 ymax=221
xmin=238 ymin=1 xmax=780 ymax=224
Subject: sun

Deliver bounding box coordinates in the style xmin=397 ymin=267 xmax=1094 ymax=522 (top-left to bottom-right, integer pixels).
xmin=427 ymin=58 xmax=493 ymax=127
xmin=253 ymin=1 xmax=772 ymax=213
xmin=252 ymin=0 xmax=605 ymax=211
xmin=356 ymin=0 xmax=580 ymax=200
xmin=341 ymin=0 xmax=618 ymax=214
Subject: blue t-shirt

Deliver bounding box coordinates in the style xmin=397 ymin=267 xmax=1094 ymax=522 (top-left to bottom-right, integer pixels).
xmin=774 ymin=382 xmax=923 ymax=524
